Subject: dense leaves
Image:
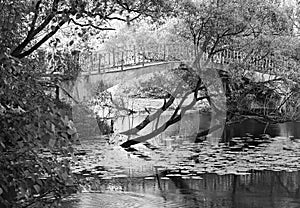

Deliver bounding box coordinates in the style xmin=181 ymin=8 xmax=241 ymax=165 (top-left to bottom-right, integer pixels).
xmin=0 ymin=0 xmax=175 ymax=206
xmin=0 ymin=54 xmax=79 ymax=207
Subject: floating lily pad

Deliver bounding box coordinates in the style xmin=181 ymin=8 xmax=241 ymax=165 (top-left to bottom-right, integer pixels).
xmin=144 ymin=177 xmax=155 ymax=180
xmin=191 ymin=176 xmax=203 ymax=179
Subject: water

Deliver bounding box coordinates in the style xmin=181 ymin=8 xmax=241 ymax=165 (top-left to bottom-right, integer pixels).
xmin=67 ymin=111 xmax=300 ymax=208
xmin=63 ymin=171 xmax=300 ymax=208
xmin=114 ymin=111 xmax=300 ymax=139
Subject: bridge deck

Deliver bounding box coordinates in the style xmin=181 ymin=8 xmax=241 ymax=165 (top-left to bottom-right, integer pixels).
xmin=80 ymin=61 xmax=175 ymax=76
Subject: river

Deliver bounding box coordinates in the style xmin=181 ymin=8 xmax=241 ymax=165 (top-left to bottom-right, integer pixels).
xmin=66 ymin=110 xmax=300 ymax=208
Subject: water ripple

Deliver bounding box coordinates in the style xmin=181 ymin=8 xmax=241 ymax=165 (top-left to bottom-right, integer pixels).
xmin=65 ymin=192 xmax=189 ymax=208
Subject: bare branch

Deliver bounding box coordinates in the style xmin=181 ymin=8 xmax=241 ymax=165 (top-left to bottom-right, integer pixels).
xmin=120 ymin=84 xmax=184 ymax=136
xmin=120 ymin=90 xmax=199 ymax=148
xmin=120 ymin=78 xmax=207 ymax=148
xmin=70 ymin=19 xmax=116 ymax=30
xmin=129 ymin=13 xmax=142 ymax=22
xmin=109 ymin=98 xmax=137 ymax=115
xmin=28 ymin=0 xmax=42 ymax=36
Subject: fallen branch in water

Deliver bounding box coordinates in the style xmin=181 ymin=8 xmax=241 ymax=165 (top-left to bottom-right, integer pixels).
xmin=120 ymin=84 xmax=184 ymax=136
xmin=120 ymin=83 xmax=209 ymax=148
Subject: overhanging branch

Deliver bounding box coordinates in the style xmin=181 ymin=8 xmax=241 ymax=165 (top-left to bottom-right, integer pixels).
xmin=15 ymin=19 xmax=67 ymax=59
xmin=70 ymin=19 xmax=116 ymax=30
xmin=120 ymin=84 xmax=184 ymax=136
xmin=11 ymin=0 xmax=60 ymax=57
xmin=120 ymin=82 xmax=208 ymax=148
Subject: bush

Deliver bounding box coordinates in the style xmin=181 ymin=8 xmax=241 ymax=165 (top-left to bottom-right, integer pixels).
xmin=0 ymin=54 xmax=78 ymax=208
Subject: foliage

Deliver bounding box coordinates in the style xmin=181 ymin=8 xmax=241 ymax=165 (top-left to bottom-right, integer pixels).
xmin=103 ymin=17 xmax=184 ymax=51
xmin=0 ymin=54 xmax=78 ymax=208
xmin=0 ymin=0 xmax=175 ymax=207
xmin=0 ymin=0 xmax=171 ymax=59
xmin=116 ymin=62 xmax=205 ymax=99
xmin=43 ymin=48 xmax=81 ymax=83
xmin=119 ymin=71 xmax=174 ymax=99
xmin=173 ymin=0 xmax=300 ymax=117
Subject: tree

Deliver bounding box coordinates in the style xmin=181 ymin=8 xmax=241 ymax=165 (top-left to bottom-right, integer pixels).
xmin=0 ymin=0 xmax=172 ymax=207
xmin=4 ymin=0 xmax=170 ymax=59
xmin=117 ymin=0 xmax=300 ymax=148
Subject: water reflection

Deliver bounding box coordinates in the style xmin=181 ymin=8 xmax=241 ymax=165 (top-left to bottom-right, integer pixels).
xmin=114 ymin=111 xmax=300 ymax=140
xmin=64 ymin=171 xmax=300 ymax=208
xmin=225 ymin=119 xmax=300 ymax=140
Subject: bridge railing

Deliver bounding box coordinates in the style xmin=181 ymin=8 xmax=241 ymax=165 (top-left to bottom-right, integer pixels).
xmin=79 ymin=44 xmax=197 ymax=73
xmin=79 ymin=43 xmax=298 ymax=76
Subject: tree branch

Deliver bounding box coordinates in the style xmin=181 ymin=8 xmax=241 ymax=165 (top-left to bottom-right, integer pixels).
xmin=70 ymin=19 xmax=116 ymax=30
xmin=129 ymin=13 xmax=142 ymax=22
xmin=11 ymin=0 xmax=60 ymax=57
xmin=28 ymin=0 xmax=42 ymax=36
xmin=109 ymin=97 xmax=137 ymax=115
xmin=120 ymin=84 xmax=183 ymax=136
xmin=120 ymin=94 xmax=197 ymax=148
xmin=121 ymin=81 xmax=205 ymax=148
xmin=16 ymin=19 xmax=67 ymax=59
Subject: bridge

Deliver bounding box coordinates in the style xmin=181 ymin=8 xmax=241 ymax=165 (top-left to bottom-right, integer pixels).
xmin=67 ymin=43 xmax=298 ymax=101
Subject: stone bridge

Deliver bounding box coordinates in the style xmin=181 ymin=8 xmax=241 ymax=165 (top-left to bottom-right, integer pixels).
xmin=65 ymin=43 xmax=297 ymax=101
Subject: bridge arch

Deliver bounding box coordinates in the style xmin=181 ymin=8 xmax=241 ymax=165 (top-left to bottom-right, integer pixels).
xmin=71 ymin=61 xmax=182 ymax=101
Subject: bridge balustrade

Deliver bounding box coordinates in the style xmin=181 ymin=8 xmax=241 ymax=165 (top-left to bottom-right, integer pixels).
xmin=79 ymin=43 xmax=298 ymax=75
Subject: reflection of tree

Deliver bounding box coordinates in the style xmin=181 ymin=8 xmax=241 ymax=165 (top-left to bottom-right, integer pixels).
xmin=273 ymin=171 xmax=298 ymax=198
xmin=231 ymin=171 xmax=300 ymax=208
xmin=165 ymin=176 xmax=204 ymax=207
xmin=231 ymin=174 xmax=238 ymax=208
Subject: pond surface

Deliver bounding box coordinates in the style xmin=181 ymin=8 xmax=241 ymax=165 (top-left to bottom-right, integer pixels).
xmin=64 ymin=171 xmax=300 ymax=208
xmin=67 ymin=111 xmax=300 ymax=208
xmin=114 ymin=111 xmax=300 ymax=140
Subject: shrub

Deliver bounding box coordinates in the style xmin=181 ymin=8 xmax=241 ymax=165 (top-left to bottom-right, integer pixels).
xmin=0 ymin=54 xmax=78 ymax=208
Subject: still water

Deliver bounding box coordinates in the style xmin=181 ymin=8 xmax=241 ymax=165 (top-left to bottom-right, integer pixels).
xmin=67 ymin=111 xmax=300 ymax=208
xmin=64 ymin=171 xmax=300 ymax=208
xmin=114 ymin=110 xmax=300 ymax=140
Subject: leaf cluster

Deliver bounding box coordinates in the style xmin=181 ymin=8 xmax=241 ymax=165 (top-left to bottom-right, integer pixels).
xmin=0 ymin=54 xmax=78 ymax=207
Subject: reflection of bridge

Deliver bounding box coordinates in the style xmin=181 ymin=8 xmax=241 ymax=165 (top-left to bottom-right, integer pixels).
xmin=70 ymin=43 xmax=297 ymax=101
